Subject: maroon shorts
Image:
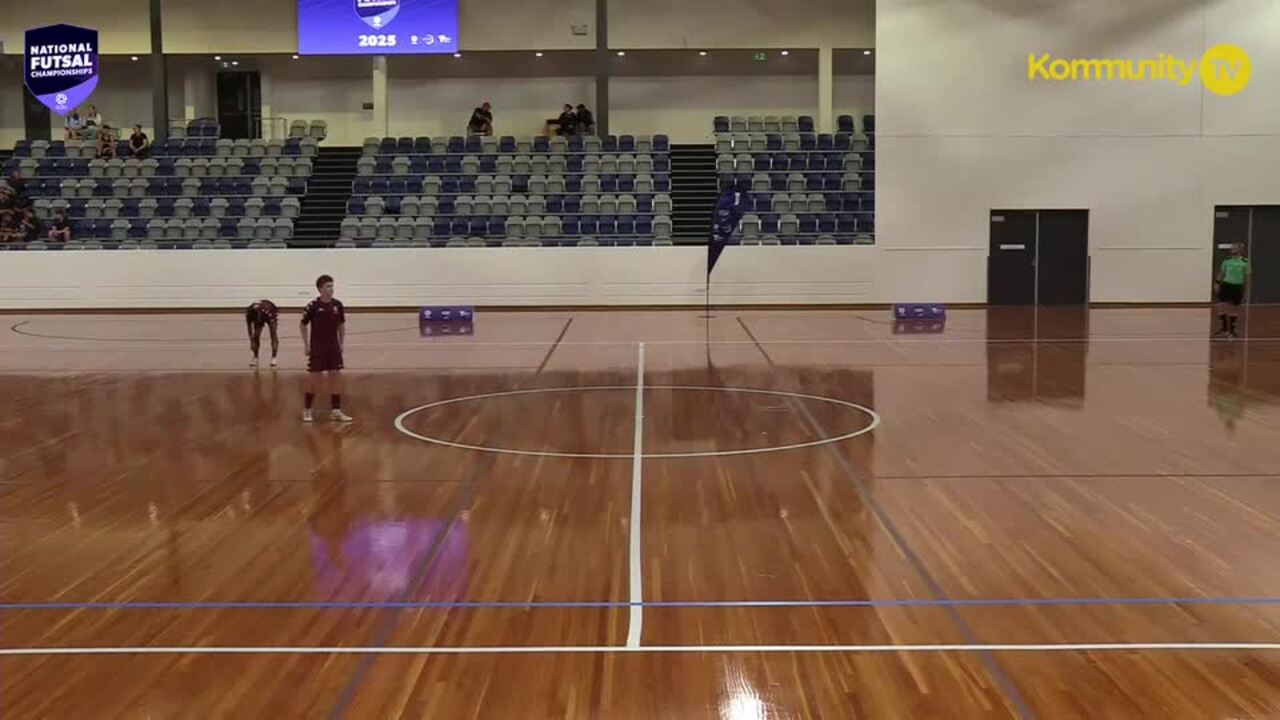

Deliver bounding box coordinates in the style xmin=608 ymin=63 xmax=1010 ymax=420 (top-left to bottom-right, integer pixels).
xmin=308 ymin=345 xmax=344 ymax=373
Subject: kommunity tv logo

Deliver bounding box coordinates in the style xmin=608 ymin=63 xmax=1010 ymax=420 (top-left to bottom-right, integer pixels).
xmin=1027 ymin=43 xmax=1250 ymax=96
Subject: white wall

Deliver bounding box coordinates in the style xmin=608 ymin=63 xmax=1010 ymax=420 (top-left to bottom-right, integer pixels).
xmin=260 ymin=58 xmax=852 ymax=143
xmin=1 ymin=0 xmax=873 ymax=54
xmin=611 ymin=76 xmax=822 ymax=142
xmin=0 ymin=247 xmax=875 ymax=309
xmin=876 ymin=0 xmax=1280 ymax=303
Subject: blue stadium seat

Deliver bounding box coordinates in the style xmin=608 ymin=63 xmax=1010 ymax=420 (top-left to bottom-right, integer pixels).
xmin=561 ymin=218 xmax=579 ymax=236
xmin=465 ymin=136 xmax=482 ymax=153
xmin=428 ymin=158 xmax=445 ymax=173
xmin=619 ymin=135 xmax=636 ymax=152
xmin=837 ymin=115 xmax=855 ymax=133
xmin=714 ymin=117 xmax=730 ymax=133
xmin=817 ymin=134 xmax=834 ymax=151
xmin=563 ymin=196 xmax=581 ymax=214
xmin=414 ymin=137 xmax=432 ymax=154
xmin=568 ymin=136 xmax=585 ymax=153
xmin=438 ymin=197 xmax=455 ymax=214
xmin=533 ymin=136 xmax=550 ymax=153
xmin=447 ymin=136 xmax=465 ymax=154
xmin=442 ymin=177 xmax=459 ymax=194
xmin=603 ymin=135 xmax=619 ymax=152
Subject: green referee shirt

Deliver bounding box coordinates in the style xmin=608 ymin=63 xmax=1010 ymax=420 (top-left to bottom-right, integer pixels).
xmin=1221 ymin=256 xmax=1249 ymax=286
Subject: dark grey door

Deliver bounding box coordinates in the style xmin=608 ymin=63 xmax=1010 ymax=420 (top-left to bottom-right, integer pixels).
xmin=989 ymin=209 xmax=1089 ymax=306
xmin=1036 ymin=210 xmax=1089 ymax=306
xmin=1249 ymin=207 xmax=1280 ymax=304
xmin=988 ymin=210 xmax=1037 ymax=305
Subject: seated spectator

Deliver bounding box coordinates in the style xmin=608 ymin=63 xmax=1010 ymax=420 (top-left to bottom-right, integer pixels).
xmin=0 ymin=211 xmax=21 ymax=244
xmin=64 ymin=110 xmax=83 ymax=140
xmin=575 ymin=104 xmax=595 ymax=135
xmin=467 ymin=102 xmax=493 ymax=136
xmin=0 ymin=187 xmax=12 ymax=213
xmin=83 ymin=104 xmax=104 ymax=130
xmin=97 ymin=125 xmax=117 ymax=159
xmin=6 ymin=169 xmax=26 ymax=199
xmin=556 ymin=104 xmax=577 ymax=136
xmin=18 ymin=210 xmax=40 ymax=243
xmin=11 ymin=187 xmax=33 ymax=213
xmin=128 ymin=124 xmax=150 ymax=159
xmin=47 ymin=210 xmax=72 ymax=243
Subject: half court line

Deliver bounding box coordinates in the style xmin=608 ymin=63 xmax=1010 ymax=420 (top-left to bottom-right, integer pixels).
xmin=626 ymin=341 xmax=646 ymax=648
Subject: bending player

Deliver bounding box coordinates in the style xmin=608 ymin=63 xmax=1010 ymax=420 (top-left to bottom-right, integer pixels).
xmin=245 ymin=299 xmax=280 ymax=368
xmin=301 ymin=274 xmax=353 ymax=424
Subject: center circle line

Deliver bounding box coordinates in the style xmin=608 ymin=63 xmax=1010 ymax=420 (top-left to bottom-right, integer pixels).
xmin=393 ymin=385 xmax=880 ymax=459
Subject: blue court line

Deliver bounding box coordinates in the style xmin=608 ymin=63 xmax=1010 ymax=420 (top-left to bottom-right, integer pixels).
xmin=6 ymin=596 xmax=1280 ymax=611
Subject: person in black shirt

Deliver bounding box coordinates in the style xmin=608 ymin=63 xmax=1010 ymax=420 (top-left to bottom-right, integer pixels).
xmin=47 ymin=210 xmax=72 ymax=242
xmin=575 ymin=104 xmax=595 ymax=135
xmin=467 ymin=102 xmax=493 ymax=135
xmin=555 ymin=104 xmax=577 ymax=136
xmin=129 ymin=124 xmax=150 ymax=159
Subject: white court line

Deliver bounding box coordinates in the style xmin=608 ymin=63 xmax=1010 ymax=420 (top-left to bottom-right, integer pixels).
xmin=393 ymin=386 xmax=879 ymax=459
xmin=6 ymin=643 xmax=1280 ymax=656
xmin=626 ymin=342 xmax=646 ymax=648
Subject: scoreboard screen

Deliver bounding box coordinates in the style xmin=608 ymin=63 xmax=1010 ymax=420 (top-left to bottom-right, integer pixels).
xmin=297 ymin=0 xmax=458 ymax=55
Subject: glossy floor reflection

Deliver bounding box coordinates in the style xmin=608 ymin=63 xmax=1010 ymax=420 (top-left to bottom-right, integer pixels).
xmin=4 ymin=307 xmax=1280 ymax=717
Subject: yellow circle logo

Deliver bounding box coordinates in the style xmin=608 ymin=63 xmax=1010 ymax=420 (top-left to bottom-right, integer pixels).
xmin=1200 ymin=44 xmax=1251 ymax=96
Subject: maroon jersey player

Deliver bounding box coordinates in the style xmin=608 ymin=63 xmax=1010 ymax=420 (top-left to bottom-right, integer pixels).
xmin=245 ymin=299 xmax=279 ymax=368
xmin=300 ymin=275 xmax=353 ymax=423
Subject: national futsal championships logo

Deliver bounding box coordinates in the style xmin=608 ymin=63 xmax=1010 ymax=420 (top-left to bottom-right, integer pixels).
xmin=1027 ymin=43 xmax=1251 ymax=96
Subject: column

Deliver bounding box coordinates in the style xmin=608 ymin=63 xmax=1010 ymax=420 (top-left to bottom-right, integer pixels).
xmin=150 ymin=0 xmax=170 ymax=140
xmin=594 ymin=0 xmax=609 ymax=136
xmin=818 ymin=45 xmax=834 ymax=134
xmin=260 ymin=71 xmax=274 ymax=139
xmin=182 ymin=70 xmax=198 ymax=122
xmin=372 ymin=55 xmax=389 ymax=138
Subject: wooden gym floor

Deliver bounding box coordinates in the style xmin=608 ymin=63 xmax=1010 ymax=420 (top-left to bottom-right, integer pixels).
xmin=4 ymin=306 xmax=1280 ymax=718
